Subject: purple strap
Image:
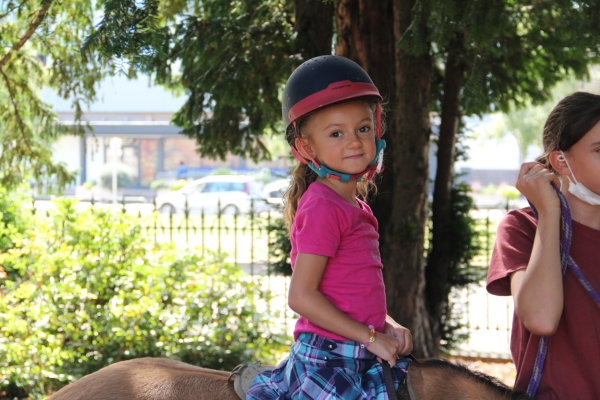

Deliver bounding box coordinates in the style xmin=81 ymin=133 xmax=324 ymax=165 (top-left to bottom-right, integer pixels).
xmin=526 ymin=186 xmax=600 ymax=397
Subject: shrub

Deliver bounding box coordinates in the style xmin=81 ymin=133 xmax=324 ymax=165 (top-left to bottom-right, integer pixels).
xmin=210 ymin=167 xmax=234 ymax=175
xmin=0 ymin=185 xmax=34 ymax=281
xmin=169 ymin=179 xmax=188 ymax=191
xmin=149 ymin=179 xmax=167 ymax=190
xmin=98 ymin=162 xmax=135 ymax=189
xmin=82 ymin=181 xmax=95 ymax=190
xmin=0 ymin=198 xmax=286 ymax=399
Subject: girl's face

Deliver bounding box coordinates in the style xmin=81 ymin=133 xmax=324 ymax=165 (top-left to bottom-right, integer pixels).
xmin=559 ymin=119 xmax=600 ymax=195
xmin=299 ymin=101 xmax=377 ymax=176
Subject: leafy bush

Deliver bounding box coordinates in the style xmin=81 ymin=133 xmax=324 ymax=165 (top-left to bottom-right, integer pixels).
xmin=169 ymin=179 xmax=188 ymax=191
xmin=0 ymin=185 xmax=34 ymax=281
xmin=149 ymin=179 xmax=168 ymax=190
xmin=267 ymin=216 xmax=292 ymax=277
xmin=98 ymin=162 xmax=135 ymax=189
xmin=210 ymin=167 xmax=234 ymax=175
xmin=82 ymin=181 xmax=95 ymax=190
xmin=0 ymin=198 xmax=286 ymax=399
xmin=432 ymin=182 xmax=486 ymax=350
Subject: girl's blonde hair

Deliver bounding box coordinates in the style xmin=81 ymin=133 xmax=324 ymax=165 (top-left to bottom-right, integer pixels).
xmin=282 ymin=97 xmax=384 ymax=231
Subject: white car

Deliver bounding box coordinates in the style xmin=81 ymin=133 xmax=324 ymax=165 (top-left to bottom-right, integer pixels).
xmin=263 ymin=178 xmax=291 ymax=207
xmin=155 ymin=175 xmax=268 ymax=214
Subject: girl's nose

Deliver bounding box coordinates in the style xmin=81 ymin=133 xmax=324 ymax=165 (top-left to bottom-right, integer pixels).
xmin=347 ymin=132 xmax=362 ymax=149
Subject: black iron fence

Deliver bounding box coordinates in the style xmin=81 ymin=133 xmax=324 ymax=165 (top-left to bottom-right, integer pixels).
xmin=32 ymin=196 xmax=514 ymax=359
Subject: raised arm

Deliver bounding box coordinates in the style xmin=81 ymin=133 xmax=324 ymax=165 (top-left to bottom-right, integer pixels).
xmin=288 ymin=252 xmax=403 ymax=366
xmin=510 ymin=162 xmax=563 ymax=336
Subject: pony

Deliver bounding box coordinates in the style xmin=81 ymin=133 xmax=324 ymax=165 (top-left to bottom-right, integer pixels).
xmin=47 ymin=357 xmax=531 ymax=400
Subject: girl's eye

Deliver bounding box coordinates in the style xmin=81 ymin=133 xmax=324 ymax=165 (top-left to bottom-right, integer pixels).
xmin=358 ymin=125 xmax=371 ymax=133
xmin=330 ymin=131 xmax=342 ymax=138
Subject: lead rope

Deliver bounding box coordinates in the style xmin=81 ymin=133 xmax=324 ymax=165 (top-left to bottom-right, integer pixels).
xmin=381 ymin=360 xmax=398 ymax=400
xmin=526 ymin=186 xmax=600 ymax=397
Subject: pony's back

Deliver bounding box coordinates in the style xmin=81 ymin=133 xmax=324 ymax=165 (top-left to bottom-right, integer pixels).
xmin=47 ymin=358 xmax=239 ymax=400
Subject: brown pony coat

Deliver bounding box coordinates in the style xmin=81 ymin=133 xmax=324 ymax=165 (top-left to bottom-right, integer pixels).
xmin=47 ymin=357 xmax=531 ymax=400
xmin=47 ymin=358 xmax=239 ymax=400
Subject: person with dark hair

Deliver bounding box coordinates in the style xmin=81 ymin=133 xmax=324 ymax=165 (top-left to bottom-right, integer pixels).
xmin=487 ymin=91 xmax=600 ymax=399
xmin=246 ymin=55 xmax=412 ymax=400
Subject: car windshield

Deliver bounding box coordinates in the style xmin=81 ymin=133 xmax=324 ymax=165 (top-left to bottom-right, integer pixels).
xmin=179 ymin=182 xmax=205 ymax=194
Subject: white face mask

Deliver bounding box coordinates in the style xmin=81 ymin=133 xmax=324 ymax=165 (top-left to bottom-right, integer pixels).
xmin=558 ymin=151 xmax=600 ymax=206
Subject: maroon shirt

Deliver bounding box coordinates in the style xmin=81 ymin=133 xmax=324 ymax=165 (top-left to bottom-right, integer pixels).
xmin=487 ymin=208 xmax=600 ymax=399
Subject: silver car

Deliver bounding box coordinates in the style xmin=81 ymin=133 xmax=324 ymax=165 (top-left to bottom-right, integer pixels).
xmin=155 ymin=175 xmax=268 ymax=214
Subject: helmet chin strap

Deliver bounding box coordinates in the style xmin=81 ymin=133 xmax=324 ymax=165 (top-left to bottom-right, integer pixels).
xmin=290 ymin=103 xmax=385 ymax=183
xmin=291 ymin=139 xmax=386 ymax=183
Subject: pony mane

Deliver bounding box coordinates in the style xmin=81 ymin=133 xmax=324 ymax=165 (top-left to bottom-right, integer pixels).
xmin=419 ymin=359 xmax=531 ymax=400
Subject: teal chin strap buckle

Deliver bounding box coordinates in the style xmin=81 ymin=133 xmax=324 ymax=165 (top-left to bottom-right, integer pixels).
xmin=307 ymin=139 xmax=386 ymax=183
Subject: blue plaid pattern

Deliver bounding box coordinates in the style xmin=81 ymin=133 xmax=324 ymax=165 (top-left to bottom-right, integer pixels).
xmin=247 ymin=333 xmax=410 ymax=400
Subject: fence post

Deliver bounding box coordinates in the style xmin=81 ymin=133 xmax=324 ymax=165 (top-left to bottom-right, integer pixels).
xmin=250 ymin=198 xmax=255 ymax=278
xmin=201 ymin=208 xmax=205 ymax=259
xmin=184 ymin=197 xmax=190 ymax=244
xmin=217 ymin=198 xmax=222 ymax=252
xmin=153 ymin=197 xmax=158 ymax=244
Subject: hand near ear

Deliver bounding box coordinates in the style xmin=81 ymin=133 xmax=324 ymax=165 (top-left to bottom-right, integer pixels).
xmin=516 ymin=162 xmax=560 ymax=214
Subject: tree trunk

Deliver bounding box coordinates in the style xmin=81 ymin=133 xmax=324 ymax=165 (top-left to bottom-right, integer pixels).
xmin=386 ymin=0 xmax=435 ymax=358
xmin=334 ymin=0 xmax=396 ymax=92
xmin=334 ymin=0 xmax=435 ymax=357
xmin=294 ymin=0 xmax=334 ymax=59
xmin=425 ymin=35 xmax=466 ymax=345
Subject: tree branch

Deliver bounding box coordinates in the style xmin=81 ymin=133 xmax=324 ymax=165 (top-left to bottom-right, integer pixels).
xmin=0 ymin=0 xmax=54 ymax=69
xmin=0 ymin=69 xmax=33 ymax=152
xmin=0 ymin=0 xmax=29 ymax=20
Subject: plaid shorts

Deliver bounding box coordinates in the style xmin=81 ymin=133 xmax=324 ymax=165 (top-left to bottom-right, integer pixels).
xmin=246 ymin=333 xmax=410 ymax=400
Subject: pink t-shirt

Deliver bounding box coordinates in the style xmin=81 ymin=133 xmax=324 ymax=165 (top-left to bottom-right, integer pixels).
xmin=290 ymin=182 xmax=387 ymax=341
xmin=487 ymin=208 xmax=600 ymax=400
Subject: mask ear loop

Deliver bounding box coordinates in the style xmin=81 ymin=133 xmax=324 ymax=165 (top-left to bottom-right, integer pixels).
xmin=558 ymin=151 xmax=580 ymax=185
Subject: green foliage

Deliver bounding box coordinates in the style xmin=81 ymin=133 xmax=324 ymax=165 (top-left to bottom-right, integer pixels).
xmin=267 ymin=215 xmax=292 ymax=277
xmin=499 ymin=185 xmax=520 ymax=201
xmin=430 ymin=181 xmax=487 ymax=350
xmin=0 ymin=197 xmax=286 ymax=399
xmin=98 ymin=162 xmax=136 ymax=189
xmin=402 ymin=0 xmax=600 ymax=115
xmin=0 ymin=0 xmax=108 ymax=192
xmin=0 ymin=185 xmax=34 ymax=280
xmin=87 ymin=0 xmax=297 ymax=162
xmin=210 ymin=167 xmax=235 ymax=176
xmin=253 ymin=168 xmax=273 ymax=184
xmin=149 ymin=179 xmax=167 ymax=190
xmin=169 ymin=179 xmax=189 ymax=191
xmin=480 ymin=183 xmax=499 ymax=196
xmin=82 ymin=181 xmax=95 ymax=190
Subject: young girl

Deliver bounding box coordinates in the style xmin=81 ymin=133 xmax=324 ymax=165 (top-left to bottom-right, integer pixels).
xmin=246 ymin=55 xmax=413 ymax=399
xmin=487 ymin=91 xmax=600 ymax=399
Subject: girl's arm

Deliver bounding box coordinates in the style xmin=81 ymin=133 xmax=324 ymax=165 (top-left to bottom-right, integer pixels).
xmin=288 ymin=252 xmax=403 ymax=366
xmin=510 ymin=162 xmax=563 ymax=336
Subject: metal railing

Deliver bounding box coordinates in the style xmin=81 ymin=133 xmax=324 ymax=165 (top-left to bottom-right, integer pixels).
xmin=32 ymin=196 xmax=515 ymax=359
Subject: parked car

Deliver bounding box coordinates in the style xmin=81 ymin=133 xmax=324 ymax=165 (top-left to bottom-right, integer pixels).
xmin=263 ymin=178 xmax=291 ymax=207
xmin=155 ymin=175 xmax=268 ymax=214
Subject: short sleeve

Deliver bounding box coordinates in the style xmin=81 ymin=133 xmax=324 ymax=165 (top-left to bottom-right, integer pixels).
xmin=293 ymin=198 xmax=347 ymax=258
xmin=486 ymin=209 xmax=537 ymax=296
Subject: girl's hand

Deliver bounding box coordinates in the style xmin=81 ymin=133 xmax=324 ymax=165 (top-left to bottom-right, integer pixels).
xmin=384 ymin=318 xmax=413 ymax=356
xmin=516 ymin=162 xmax=560 ymax=214
xmin=367 ymin=331 xmax=403 ymax=367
